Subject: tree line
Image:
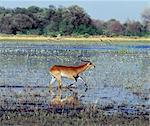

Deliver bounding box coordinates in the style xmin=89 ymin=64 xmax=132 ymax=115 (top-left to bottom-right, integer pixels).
xmin=0 ymin=5 xmax=150 ymax=36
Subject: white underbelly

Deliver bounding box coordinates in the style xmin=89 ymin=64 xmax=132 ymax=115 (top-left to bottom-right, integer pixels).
xmin=61 ymin=72 xmax=68 ymax=77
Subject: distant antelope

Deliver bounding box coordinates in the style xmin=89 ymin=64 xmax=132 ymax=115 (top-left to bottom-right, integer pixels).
xmin=48 ymin=60 xmax=95 ymax=90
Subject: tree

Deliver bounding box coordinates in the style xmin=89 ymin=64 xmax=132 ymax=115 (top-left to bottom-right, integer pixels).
xmin=0 ymin=7 xmax=6 ymax=14
xmin=104 ymin=19 xmax=124 ymax=36
xmin=123 ymin=20 xmax=144 ymax=36
xmin=142 ymin=8 xmax=150 ymax=32
xmin=12 ymin=14 xmax=35 ymax=34
xmin=67 ymin=5 xmax=91 ymax=26
xmin=28 ymin=6 xmax=42 ymax=13
xmin=60 ymin=5 xmax=97 ymax=35
xmin=59 ymin=19 xmax=74 ymax=35
xmin=0 ymin=7 xmax=13 ymax=15
xmin=14 ymin=7 xmax=27 ymax=14
xmin=92 ymin=19 xmax=104 ymax=34
xmin=0 ymin=5 xmax=148 ymax=36
xmin=46 ymin=5 xmax=56 ymax=20
xmin=0 ymin=15 xmax=14 ymax=34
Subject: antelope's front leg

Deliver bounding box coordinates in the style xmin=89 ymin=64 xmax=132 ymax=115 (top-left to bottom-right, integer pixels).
xmin=78 ymin=76 xmax=88 ymax=88
xmin=49 ymin=76 xmax=56 ymax=95
xmin=68 ymin=76 xmax=78 ymax=88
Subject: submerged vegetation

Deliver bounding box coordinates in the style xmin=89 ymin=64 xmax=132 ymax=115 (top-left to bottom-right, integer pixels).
xmin=0 ymin=5 xmax=150 ymax=37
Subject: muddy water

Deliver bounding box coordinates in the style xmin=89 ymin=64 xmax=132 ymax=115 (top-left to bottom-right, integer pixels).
xmin=0 ymin=41 xmax=149 ymax=116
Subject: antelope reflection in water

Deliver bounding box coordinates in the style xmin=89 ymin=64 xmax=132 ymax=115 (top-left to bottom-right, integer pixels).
xmin=49 ymin=87 xmax=84 ymax=107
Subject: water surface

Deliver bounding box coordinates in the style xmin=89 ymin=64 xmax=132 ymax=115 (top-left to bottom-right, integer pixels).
xmin=0 ymin=41 xmax=149 ymax=116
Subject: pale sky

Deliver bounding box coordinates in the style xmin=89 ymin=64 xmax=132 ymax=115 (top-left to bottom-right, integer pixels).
xmin=0 ymin=0 xmax=150 ymax=22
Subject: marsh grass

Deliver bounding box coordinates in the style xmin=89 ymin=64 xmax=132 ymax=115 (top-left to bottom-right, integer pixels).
xmin=0 ymin=35 xmax=150 ymax=43
xmin=0 ymin=105 xmax=148 ymax=126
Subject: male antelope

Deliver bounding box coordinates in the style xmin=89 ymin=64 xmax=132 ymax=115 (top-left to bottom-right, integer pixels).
xmin=48 ymin=60 xmax=95 ymax=90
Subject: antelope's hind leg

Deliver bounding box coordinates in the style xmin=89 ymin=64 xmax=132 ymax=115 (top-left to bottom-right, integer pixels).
xmin=57 ymin=79 xmax=62 ymax=89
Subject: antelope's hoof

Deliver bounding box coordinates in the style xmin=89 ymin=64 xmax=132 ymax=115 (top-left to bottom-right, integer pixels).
xmin=68 ymin=84 xmax=76 ymax=88
xmin=85 ymin=87 xmax=88 ymax=92
xmin=84 ymin=84 xmax=88 ymax=92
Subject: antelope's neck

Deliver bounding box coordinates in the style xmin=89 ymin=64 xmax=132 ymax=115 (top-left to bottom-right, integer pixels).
xmin=76 ymin=63 xmax=88 ymax=74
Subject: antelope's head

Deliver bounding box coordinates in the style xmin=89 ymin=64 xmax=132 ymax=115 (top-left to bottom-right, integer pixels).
xmin=81 ymin=60 xmax=95 ymax=69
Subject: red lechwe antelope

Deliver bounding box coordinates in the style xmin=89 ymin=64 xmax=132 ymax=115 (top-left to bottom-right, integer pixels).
xmin=48 ymin=60 xmax=95 ymax=90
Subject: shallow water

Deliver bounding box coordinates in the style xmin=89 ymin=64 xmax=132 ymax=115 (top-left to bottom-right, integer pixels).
xmin=0 ymin=41 xmax=149 ymax=116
